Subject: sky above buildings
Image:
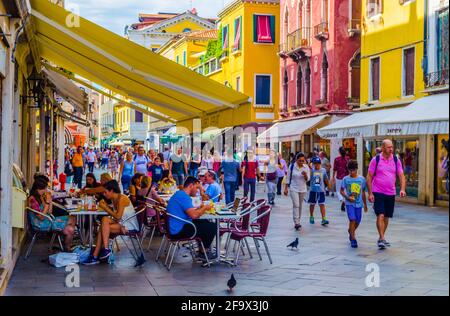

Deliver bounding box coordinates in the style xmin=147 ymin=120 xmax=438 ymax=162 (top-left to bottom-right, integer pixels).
xmin=67 ymin=0 xmax=235 ymax=35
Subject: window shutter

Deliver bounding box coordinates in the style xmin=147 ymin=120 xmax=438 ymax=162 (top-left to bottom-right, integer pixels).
xmin=253 ymin=15 xmax=258 ymax=42
xmin=270 ymin=15 xmax=276 ymax=43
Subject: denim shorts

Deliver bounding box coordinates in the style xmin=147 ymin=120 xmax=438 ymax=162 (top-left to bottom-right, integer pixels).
xmin=308 ymin=192 xmax=326 ymax=205
xmin=346 ymin=205 xmax=362 ymax=225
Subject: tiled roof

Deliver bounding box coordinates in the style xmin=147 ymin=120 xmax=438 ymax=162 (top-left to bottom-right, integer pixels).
xmin=185 ymin=29 xmax=218 ymax=40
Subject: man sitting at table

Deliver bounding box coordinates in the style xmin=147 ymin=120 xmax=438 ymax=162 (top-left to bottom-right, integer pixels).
xmin=199 ymin=171 xmax=223 ymax=203
xmin=167 ymin=176 xmax=217 ymax=260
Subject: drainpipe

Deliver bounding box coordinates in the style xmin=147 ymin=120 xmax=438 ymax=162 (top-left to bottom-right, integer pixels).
xmin=423 ymin=0 xmax=429 ymax=80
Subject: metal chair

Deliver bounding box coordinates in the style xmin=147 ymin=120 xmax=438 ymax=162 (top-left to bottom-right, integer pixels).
xmin=162 ymin=211 xmax=211 ymax=271
xmin=24 ymin=207 xmax=65 ymax=260
xmin=225 ymin=205 xmax=273 ymax=266
xmin=108 ymin=206 xmax=147 ymax=267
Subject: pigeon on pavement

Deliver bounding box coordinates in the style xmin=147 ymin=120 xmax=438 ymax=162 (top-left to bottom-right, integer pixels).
xmin=227 ymin=274 xmax=237 ymax=292
xmin=287 ymin=238 xmax=299 ymax=250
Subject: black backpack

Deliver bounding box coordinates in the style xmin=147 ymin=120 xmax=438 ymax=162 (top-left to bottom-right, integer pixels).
xmin=373 ymin=154 xmax=399 ymax=178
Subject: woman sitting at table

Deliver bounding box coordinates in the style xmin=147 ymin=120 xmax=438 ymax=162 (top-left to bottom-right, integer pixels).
xmin=83 ymin=173 xmax=99 ymax=190
xmin=137 ymin=176 xmax=166 ymax=206
xmin=28 ymin=178 xmax=76 ymax=251
xmin=129 ymin=173 xmax=143 ymax=206
xmin=79 ymin=173 xmax=112 ymax=201
xmin=83 ymin=180 xmax=139 ymax=265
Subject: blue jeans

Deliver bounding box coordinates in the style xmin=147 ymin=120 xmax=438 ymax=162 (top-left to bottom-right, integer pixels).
xmin=173 ymin=173 xmax=185 ymax=186
xmin=73 ymin=167 xmax=83 ymax=189
xmin=266 ymin=180 xmax=277 ymax=204
xmin=189 ymin=168 xmax=198 ymax=178
xmin=224 ymin=181 xmax=236 ymax=205
xmin=121 ymin=175 xmax=132 ymax=193
xmin=244 ymin=178 xmax=257 ymax=202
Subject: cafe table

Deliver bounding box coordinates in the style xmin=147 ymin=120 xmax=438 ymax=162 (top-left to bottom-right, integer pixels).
xmin=200 ymin=209 xmax=240 ymax=265
xmin=65 ymin=198 xmax=108 ymax=248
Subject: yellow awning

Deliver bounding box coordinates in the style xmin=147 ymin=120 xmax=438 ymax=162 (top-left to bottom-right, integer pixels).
xmin=29 ymin=0 xmax=251 ymax=122
xmin=43 ymin=68 xmax=88 ymax=114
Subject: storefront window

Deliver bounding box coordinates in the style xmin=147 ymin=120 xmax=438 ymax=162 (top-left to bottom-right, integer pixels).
xmin=364 ymin=139 xmax=419 ymax=198
xmin=436 ymin=135 xmax=449 ymax=202
xmin=343 ymin=138 xmax=357 ymax=160
xmin=395 ymin=139 xmax=419 ymax=198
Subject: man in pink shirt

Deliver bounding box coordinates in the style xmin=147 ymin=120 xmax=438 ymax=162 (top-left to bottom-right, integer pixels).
xmin=367 ymin=139 xmax=406 ymax=249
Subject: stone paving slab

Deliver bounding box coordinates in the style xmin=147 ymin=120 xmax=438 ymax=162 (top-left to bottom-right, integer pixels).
xmin=5 ymin=183 xmax=449 ymax=296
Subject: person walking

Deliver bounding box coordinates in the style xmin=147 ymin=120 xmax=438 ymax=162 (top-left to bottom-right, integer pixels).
xmin=189 ymin=147 xmax=202 ymax=178
xmin=366 ymin=139 xmax=406 ymax=249
xmin=284 ymin=152 xmax=310 ymax=231
xmin=308 ymin=157 xmax=331 ymax=226
xmin=72 ymin=146 xmax=84 ymax=189
xmin=340 ymin=160 xmax=368 ymax=248
xmin=241 ymin=149 xmax=260 ymax=203
xmin=220 ymin=149 xmax=241 ymax=205
xmin=119 ymin=152 xmax=135 ymax=193
xmin=320 ymin=151 xmax=332 ymax=197
xmin=264 ymin=150 xmax=279 ymax=205
xmin=333 ymin=147 xmax=350 ymax=212
xmin=169 ymin=147 xmax=188 ymax=186
xmin=276 ymin=152 xmax=288 ymax=195
xmin=108 ymin=151 xmax=119 ymax=179
xmin=134 ymin=146 xmax=150 ymax=176
xmin=87 ymin=148 xmax=97 ymax=173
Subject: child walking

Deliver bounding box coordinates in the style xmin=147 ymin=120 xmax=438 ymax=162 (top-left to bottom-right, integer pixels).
xmin=308 ymin=157 xmax=331 ymax=226
xmin=340 ymin=160 xmax=368 ymax=248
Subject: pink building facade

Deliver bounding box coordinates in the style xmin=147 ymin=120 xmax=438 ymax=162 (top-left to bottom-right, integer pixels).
xmin=276 ymin=0 xmax=361 ymax=157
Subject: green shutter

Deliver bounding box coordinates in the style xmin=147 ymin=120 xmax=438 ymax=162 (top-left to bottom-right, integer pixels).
xmin=253 ymin=14 xmax=258 ymax=42
xmin=270 ymin=15 xmax=276 ymax=43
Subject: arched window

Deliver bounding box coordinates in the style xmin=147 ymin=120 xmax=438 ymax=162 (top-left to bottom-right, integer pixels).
xmin=349 ymin=51 xmax=361 ymax=103
xmin=321 ymin=53 xmax=329 ymax=102
xmin=283 ymin=69 xmax=289 ymax=112
xmin=296 ymin=64 xmax=303 ymax=106
xmin=304 ymin=61 xmax=311 ymax=105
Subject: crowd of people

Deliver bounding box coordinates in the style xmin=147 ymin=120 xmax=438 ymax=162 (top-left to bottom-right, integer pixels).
xmin=29 ymin=138 xmax=407 ymax=267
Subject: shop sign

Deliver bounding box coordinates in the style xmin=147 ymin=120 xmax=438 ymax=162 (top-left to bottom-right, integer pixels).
xmin=386 ymin=127 xmax=403 ymax=135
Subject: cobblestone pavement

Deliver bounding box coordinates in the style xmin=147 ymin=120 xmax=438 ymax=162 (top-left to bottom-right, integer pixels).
xmin=5 ymin=181 xmax=449 ymax=296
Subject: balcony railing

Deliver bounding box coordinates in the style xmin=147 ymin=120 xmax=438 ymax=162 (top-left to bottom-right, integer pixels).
xmin=314 ymin=22 xmax=329 ymax=40
xmin=286 ymin=27 xmax=312 ymax=53
xmin=192 ymin=57 xmax=222 ymax=76
xmin=348 ymin=19 xmax=361 ymax=36
xmin=425 ymin=69 xmax=449 ymax=89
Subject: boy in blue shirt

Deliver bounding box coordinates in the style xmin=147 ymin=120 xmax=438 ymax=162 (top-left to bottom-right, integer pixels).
xmin=340 ymin=160 xmax=368 ymax=248
xmin=308 ymin=157 xmax=331 ymax=226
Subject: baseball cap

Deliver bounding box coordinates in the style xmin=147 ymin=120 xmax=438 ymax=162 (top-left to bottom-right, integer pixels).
xmin=198 ymin=167 xmax=208 ymax=176
xmin=312 ymin=157 xmax=322 ymax=164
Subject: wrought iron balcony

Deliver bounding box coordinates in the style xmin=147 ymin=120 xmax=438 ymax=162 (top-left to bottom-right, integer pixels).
xmin=279 ymin=28 xmax=312 ymax=59
xmin=314 ymin=22 xmax=329 ymax=40
xmin=425 ymin=69 xmax=449 ymax=90
xmin=348 ymin=19 xmax=361 ymax=37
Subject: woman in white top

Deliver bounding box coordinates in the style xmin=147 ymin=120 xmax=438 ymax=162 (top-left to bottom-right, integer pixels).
xmin=285 ymin=152 xmax=311 ymax=231
xmin=84 ymin=180 xmax=139 ymax=265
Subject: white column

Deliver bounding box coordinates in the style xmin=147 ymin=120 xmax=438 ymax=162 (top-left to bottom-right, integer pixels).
xmin=356 ymin=137 xmax=364 ymax=175
xmin=57 ymin=116 xmax=65 ymax=176
xmin=0 ymin=21 xmax=17 ymax=265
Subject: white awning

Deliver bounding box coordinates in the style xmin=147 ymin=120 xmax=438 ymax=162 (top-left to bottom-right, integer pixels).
xmin=258 ymin=115 xmax=329 ymax=143
xmin=43 ymin=68 xmax=88 ymax=114
xmin=378 ymin=93 xmax=449 ymax=136
xmin=318 ymin=93 xmax=449 ymax=139
xmin=163 ymin=126 xmax=177 ymax=136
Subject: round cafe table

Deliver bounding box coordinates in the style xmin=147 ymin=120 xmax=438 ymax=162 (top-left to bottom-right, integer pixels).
xmin=65 ymin=199 xmax=108 ymax=248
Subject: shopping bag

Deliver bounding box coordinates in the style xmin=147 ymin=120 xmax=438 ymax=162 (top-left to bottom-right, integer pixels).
xmin=48 ymin=252 xmax=79 ymax=268
xmin=72 ymin=245 xmax=92 ymax=264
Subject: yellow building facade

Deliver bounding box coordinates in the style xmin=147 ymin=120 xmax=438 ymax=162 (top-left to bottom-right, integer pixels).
xmin=360 ymin=0 xmax=425 ymax=108
xmin=177 ymin=0 xmax=280 ymax=133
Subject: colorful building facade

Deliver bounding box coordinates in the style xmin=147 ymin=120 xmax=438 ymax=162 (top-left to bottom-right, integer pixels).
xmin=174 ymin=0 xmax=280 ymax=151
xmin=266 ymin=0 xmax=360 ymax=160
xmin=318 ymin=0 xmax=449 ymax=207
